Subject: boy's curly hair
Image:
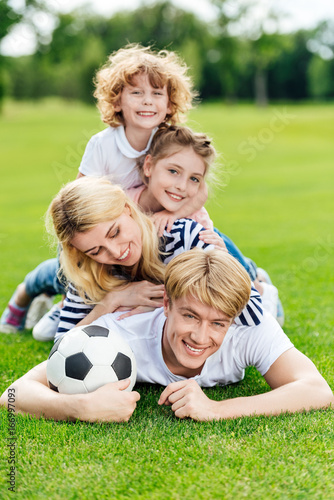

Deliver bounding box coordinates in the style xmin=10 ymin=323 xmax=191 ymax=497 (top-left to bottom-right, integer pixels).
xmin=94 ymin=44 xmax=197 ymax=127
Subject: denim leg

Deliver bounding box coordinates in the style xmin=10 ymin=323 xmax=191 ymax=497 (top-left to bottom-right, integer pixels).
xmin=24 ymin=258 xmax=66 ymax=297
xmin=213 ymin=228 xmax=257 ymax=280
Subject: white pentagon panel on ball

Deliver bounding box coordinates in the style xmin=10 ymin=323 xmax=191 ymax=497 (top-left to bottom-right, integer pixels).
xmin=108 ymin=330 xmax=133 ymax=356
xmin=58 ymin=376 xmax=88 ymax=394
xmin=83 ymin=337 xmax=117 ymax=365
xmin=84 ymin=365 xmax=119 ymax=393
xmin=57 ymin=327 xmax=89 ymax=357
xmin=46 ymin=351 xmax=66 ymax=387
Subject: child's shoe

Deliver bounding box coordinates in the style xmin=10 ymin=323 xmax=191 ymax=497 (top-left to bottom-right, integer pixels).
xmin=32 ymin=303 xmax=61 ymax=342
xmin=0 ymin=303 xmax=27 ymax=334
xmin=257 ymin=268 xmax=285 ymax=326
xmin=25 ymin=294 xmax=54 ymax=330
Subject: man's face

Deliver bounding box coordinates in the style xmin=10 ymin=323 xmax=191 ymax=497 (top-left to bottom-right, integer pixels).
xmin=162 ymin=293 xmax=233 ymax=378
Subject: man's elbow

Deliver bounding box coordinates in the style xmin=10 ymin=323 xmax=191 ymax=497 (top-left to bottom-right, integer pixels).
xmin=309 ymin=376 xmax=334 ymax=410
xmin=0 ymin=385 xmax=14 ymax=409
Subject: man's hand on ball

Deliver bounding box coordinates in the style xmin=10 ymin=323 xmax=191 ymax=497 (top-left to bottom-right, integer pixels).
xmin=81 ymin=379 xmax=140 ymax=422
xmin=158 ymin=379 xmax=219 ymax=421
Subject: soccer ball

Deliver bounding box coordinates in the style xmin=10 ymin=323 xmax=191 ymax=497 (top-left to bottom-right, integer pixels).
xmin=47 ymin=324 xmax=137 ymax=394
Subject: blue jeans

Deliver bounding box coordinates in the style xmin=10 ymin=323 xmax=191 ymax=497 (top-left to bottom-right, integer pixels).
xmin=24 ymin=258 xmax=66 ymax=297
xmin=213 ymin=228 xmax=257 ymax=281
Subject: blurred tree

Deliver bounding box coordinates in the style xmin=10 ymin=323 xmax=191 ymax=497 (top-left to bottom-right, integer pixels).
xmin=267 ymin=31 xmax=312 ymax=101
xmin=0 ymin=0 xmax=21 ymax=110
xmin=3 ymin=1 xmax=334 ymax=104
xmin=306 ymin=20 xmax=334 ymax=99
xmin=308 ymin=54 xmax=334 ymax=99
xmin=207 ymin=0 xmax=248 ymax=101
xmin=0 ymin=0 xmax=49 ymax=110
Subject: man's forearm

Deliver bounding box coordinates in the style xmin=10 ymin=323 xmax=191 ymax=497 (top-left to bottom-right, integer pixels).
xmin=1 ymin=378 xmax=83 ymax=421
xmin=213 ymin=377 xmax=334 ymax=420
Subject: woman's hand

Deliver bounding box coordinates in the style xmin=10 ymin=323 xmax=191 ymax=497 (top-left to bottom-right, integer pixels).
xmin=198 ymin=229 xmax=227 ymax=250
xmin=114 ymin=305 xmax=158 ymax=320
xmin=101 ymin=281 xmax=164 ymax=312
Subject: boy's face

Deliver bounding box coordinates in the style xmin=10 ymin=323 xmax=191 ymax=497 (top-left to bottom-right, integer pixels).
xmin=162 ymin=293 xmax=232 ymax=378
xmin=144 ymin=147 xmax=206 ymax=213
xmin=115 ymin=73 xmax=171 ymax=132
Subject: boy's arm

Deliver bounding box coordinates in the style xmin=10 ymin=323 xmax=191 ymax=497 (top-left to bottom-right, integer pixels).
xmin=0 ymin=361 xmax=140 ymax=422
xmin=158 ymin=348 xmax=334 ymax=420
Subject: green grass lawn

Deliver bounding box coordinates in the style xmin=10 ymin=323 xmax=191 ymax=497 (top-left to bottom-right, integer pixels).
xmin=0 ymin=99 xmax=333 ymax=499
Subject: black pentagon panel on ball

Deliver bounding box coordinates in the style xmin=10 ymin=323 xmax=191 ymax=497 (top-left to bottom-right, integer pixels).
xmin=82 ymin=325 xmax=109 ymax=337
xmin=65 ymin=352 xmax=93 ymax=380
xmin=111 ymin=352 xmax=132 ymax=380
xmin=49 ymin=382 xmax=59 ymax=392
xmin=48 ymin=337 xmax=62 ymax=359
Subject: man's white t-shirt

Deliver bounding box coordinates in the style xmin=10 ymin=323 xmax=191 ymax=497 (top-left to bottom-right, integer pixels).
xmin=79 ymin=126 xmax=157 ymax=189
xmin=92 ymin=309 xmax=293 ymax=388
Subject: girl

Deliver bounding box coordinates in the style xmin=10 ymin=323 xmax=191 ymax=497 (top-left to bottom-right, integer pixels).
xmin=127 ymin=124 xmax=283 ymax=324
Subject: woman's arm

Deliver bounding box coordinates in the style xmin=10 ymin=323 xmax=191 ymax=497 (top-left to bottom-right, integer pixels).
xmin=56 ymin=281 xmax=164 ymax=338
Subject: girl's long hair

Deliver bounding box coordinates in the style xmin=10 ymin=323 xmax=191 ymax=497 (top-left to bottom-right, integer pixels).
xmin=46 ymin=177 xmax=165 ymax=303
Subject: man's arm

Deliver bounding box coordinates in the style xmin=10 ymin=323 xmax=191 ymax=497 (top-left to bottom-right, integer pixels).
xmin=158 ymin=348 xmax=334 ymax=421
xmin=0 ymin=361 xmax=140 ymax=422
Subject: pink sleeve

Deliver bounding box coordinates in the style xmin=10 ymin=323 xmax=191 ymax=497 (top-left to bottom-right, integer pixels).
xmin=126 ymin=184 xmax=146 ymax=204
xmin=189 ymin=207 xmax=214 ymax=230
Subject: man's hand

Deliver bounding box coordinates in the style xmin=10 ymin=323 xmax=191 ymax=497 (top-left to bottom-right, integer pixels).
xmin=80 ymin=379 xmax=140 ymax=422
xmin=158 ymin=379 xmax=219 ymax=421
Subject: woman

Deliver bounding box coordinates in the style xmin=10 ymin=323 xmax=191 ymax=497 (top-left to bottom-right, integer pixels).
xmin=51 ymin=176 xmax=263 ymax=339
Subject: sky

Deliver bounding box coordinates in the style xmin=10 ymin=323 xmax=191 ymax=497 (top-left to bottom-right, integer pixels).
xmin=1 ymin=0 xmax=334 ymax=57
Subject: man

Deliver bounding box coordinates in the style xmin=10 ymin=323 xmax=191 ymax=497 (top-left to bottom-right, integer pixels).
xmin=1 ymin=249 xmax=333 ymax=422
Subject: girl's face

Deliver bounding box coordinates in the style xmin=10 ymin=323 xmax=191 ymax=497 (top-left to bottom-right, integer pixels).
xmin=144 ymin=147 xmax=206 ymax=213
xmin=70 ymin=208 xmax=142 ymax=266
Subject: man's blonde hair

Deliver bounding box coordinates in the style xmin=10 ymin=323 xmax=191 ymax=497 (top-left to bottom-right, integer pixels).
xmin=164 ymin=249 xmax=251 ymax=318
xmin=46 ymin=177 xmax=165 ymax=303
xmin=94 ymin=44 xmax=196 ymax=127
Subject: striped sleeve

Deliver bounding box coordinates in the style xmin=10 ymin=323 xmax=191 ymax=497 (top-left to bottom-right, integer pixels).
xmin=234 ymin=285 xmax=263 ymax=326
xmin=160 ymin=219 xmax=263 ymax=327
xmin=55 ymin=284 xmax=94 ymax=341
xmin=160 ymin=218 xmax=214 ymax=264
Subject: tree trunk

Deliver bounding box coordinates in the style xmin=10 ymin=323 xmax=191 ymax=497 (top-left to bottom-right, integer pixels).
xmin=255 ymin=67 xmax=268 ymax=107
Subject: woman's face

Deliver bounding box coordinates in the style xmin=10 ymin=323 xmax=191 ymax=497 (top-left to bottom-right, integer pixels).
xmin=70 ymin=208 xmax=142 ymax=266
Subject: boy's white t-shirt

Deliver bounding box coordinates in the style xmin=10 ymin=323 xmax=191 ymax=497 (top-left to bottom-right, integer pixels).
xmin=93 ymin=309 xmax=293 ymax=388
xmin=79 ymin=126 xmax=157 ymax=189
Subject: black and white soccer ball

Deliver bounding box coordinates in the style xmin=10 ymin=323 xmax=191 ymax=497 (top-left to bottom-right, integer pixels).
xmin=47 ymin=324 xmax=137 ymax=394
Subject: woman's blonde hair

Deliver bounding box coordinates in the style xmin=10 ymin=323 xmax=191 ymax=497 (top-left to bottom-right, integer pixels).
xmin=46 ymin=177 xmax=165 ymax=303
xmin=94 ymin=44 xmax=196 ymax=127
xmin=164 ymin=249 xmax=251 ymax=319
xmin=137 ymin=124 xmax=216 ymax=185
